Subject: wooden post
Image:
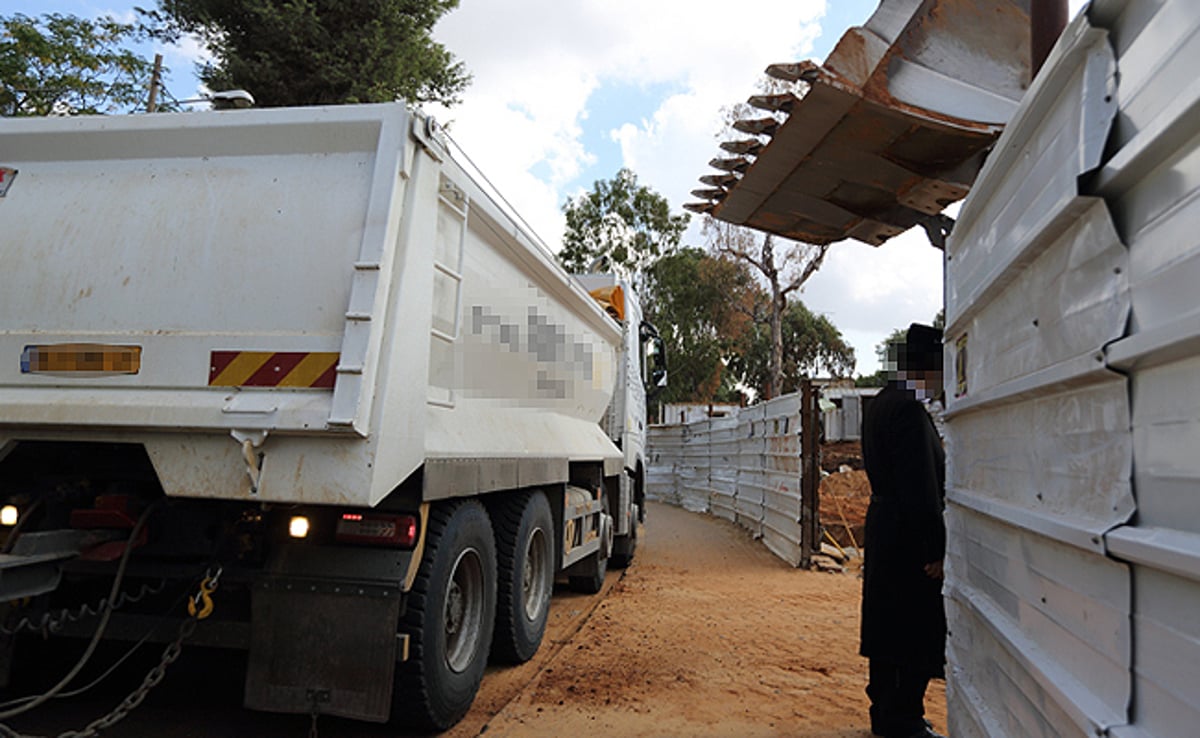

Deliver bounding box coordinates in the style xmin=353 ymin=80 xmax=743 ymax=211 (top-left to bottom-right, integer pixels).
xmin=147 ymin=53 xmax=164 ymax=113
xmin=799 ymin=379 xmax=820 ymax=568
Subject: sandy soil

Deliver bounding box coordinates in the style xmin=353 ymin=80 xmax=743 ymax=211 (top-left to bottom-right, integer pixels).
xmin=475 ymin=501 xmax=947 ymax=737
xmin=821 ymin=468 xmax=870 ymax=551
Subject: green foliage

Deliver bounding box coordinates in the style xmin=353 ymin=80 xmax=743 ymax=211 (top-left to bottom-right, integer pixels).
xmin=855 ymin=371 xmax=886 ymax=388
xmin=561 ymin=168 xmax=689 ymax=275
xmin=1 ymin=13 xmax=164 ymax=116
xmin=644 ymin=248 xmax=757 ymax=407
xmin=142 ymin=0 xmax=469 ymax=107
xmin=730 ymin=300 xmax=856 ymax=396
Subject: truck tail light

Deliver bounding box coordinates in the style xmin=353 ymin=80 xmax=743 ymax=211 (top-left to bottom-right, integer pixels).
xmin=335 ymin=512 xmax=418 ymax=548
xmin=70 ymin=494 xmax=139 ymax=529
xmin=288 ymin=516 xmax=311 ymax=538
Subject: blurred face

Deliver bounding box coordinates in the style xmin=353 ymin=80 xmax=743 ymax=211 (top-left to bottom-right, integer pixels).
xmin=901 ymin=369 xmax=944 ymax=400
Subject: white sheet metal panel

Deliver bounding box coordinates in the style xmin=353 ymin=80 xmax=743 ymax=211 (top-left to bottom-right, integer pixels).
xmin=760 ymin=395 xmax=803 ymax=567
xmin=946 ymin=18 xmax=1116 ymax=335
xmin=679 ymin=420 xmax=711 ymax=513
xmin=645 ymin=393 xmax=811 ymax=568
xmin=946 ymin=507 xmax=1131 ymax=735
xmin=734 ymin=403 xmax=766 ymax=532
xmin=646 ymin=424 xmax=683 ymax=506
xmin=943 ymin=11 xmax=1135 ymax=737
xmin=1089 ymin=3 xmax=1200 ymax=735
xmin=708 ymin=416 xmax=741 ymax=523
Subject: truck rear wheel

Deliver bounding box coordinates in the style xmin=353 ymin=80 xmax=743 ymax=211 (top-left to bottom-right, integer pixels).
xmin=610 ymin=503 xmax=638 ymax=569
xmin=489 ymin=490 xmax=554 ymax=663
xmin=395 ymin=500 xmax=496 ymax=731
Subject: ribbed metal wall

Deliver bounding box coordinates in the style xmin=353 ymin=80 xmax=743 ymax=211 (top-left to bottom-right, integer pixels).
xmin=646 ymin=393 xmax=809 ymax=566
xmin=945 ymin=2 xmax=1200 ymax=736
xmin=1093 ymin=0 xmax=1200 ymax=734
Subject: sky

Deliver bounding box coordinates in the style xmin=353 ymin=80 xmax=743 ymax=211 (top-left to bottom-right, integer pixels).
xmin=6 ymin=0 xmax=1089 ymax=376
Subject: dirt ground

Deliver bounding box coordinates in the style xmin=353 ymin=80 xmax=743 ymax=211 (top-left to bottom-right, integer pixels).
xmin=472 ymin=500 xmax=946 ymax=737
xmin=819 ymin=441 xmax=870 ymax=550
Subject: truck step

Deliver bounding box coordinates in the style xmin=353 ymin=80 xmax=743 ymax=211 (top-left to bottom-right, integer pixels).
xmin=0 ymin=530 xmax=88 ymax=601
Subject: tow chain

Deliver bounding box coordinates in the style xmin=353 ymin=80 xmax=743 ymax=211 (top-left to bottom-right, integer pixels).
xmin=52 ymin=616 xmax=198 ymax=738
xmin=0 ymin=567 xmax=222 ymax=738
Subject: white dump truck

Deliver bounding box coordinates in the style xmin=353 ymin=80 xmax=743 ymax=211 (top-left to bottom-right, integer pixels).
xmin=0 ymin=103 xmax=664 ymax=731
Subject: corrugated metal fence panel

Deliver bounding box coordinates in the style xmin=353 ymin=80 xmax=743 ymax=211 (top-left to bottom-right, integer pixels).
xmin=734 ymin=403 xmax=766 ymax=532
xmin=646 ymin=394 xmax=813 ymax=568
xmin=943 ymin=13 xmax=1134 ymax=738
xmin=760 ymin=394 xmax=803 ymax=566
xmin=646 ymin=424 xmax=682 ymax=506
xmin=708 ymin=416 xmax=741 ymax=523
xmin=679 ymin=419 xmax=711 ymax=513
xmin=1094 ymin=1 xmax=1200 ymax=735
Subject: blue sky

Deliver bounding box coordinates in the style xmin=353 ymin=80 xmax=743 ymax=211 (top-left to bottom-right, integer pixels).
xmin=3 ymin=0 xmax=1089 ymax=374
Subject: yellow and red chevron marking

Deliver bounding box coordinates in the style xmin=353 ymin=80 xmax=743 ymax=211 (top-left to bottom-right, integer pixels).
xmin=208 ymin=351 xmax=339 ymax=388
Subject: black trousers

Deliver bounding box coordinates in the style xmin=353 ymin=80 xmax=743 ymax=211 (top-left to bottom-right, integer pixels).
xmin=867 ymin=659 xmax=930 ymax=737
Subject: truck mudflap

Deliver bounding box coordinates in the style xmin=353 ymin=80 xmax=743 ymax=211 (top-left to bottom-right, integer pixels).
xmin=244 ymin=577 xmax=403 ymax=723
xmin=242 ymin=541 xmax=414 ymax=722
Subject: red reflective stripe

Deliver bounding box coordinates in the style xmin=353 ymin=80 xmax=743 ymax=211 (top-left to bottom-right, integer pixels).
xmin=313 ymin=362 xmax=338 ymax=389
xmin=242 ymin=352 xmax=308 ymax=387
xmin=209 ymin=351 xmax=240 ymax=383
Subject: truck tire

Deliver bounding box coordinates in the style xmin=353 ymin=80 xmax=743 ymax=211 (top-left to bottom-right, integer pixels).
xmin=568 ymin=496 xmax=611 ymax=594
xmin=395 ymin=500 xmax=496 ymax=731
xmin=610 ymin=503 xmax=638 ymax=569
xmin=489 ymin=490 xmax=554 ymax=663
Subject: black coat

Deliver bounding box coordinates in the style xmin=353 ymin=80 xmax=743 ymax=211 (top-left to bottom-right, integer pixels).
xmin=859 ymin=382 xmax=946 ymax=674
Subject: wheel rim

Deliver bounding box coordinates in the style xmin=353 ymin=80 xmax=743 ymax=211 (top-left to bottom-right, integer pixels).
xmin=444 ymin=546 xmax=485 ymax=673
xmin=521 ymin=526 xmax=551 ymax=621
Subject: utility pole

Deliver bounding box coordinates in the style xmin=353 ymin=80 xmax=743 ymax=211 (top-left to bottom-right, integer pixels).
xmin=147 ymin=53 xmax=163 ymax=113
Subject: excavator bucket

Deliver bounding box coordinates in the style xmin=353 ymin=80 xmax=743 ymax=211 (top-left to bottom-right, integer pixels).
xmin=689 ymin=0 xmax=1033 ymax=247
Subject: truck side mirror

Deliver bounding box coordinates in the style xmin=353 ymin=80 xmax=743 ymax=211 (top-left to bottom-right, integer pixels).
xmin=640 ymin=321 xmax=667 ymax=398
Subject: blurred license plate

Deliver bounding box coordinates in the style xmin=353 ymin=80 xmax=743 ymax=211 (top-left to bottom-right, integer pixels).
xmin=21 ymin=344 xmax=142 ymax=375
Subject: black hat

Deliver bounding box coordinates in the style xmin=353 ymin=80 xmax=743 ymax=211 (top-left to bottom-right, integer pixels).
xmin=900 ymin=323 xmax=942 ymax=373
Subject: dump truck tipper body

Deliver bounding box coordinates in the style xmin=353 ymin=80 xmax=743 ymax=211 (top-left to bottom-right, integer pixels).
xmin=0 ymin=103 xmax=658 ymax=730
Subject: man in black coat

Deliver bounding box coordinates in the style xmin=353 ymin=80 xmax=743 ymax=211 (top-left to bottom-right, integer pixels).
xmin=860 ymin=323 xmax=947 ymax=738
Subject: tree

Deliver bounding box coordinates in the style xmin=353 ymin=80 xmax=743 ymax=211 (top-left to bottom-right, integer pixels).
xmin=142 ymin=0 xmax=470 ymax=108
xmin=643 ymin=248 xmax=758 ymax=408
xmin=705 ymin=218 xmax=829 ymax=400
xmin=560 ymin=168 xmax=690 ymax=278
xmin=1 ymin=13 xmax=165 ymax=116
xmin=730 ymin=299 xmax=855 ymax=396
xmin=706 ymin=75 xmax=831 ymax=399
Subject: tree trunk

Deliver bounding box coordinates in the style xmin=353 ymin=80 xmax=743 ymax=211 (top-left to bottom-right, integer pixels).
xmin=772 ymin=290 xmax=782 ymax=403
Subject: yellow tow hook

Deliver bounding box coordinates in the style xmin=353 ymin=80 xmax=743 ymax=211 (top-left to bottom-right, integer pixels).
xmin=187 ymin=566 xmax=222 ymax=620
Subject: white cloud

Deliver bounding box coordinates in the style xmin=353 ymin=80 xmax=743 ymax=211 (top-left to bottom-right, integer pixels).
xmin=798 ymin=228 xmax=944 ymax=374
xmin=433 ymin=0 xmax=1093 ymax=377
xmin=430 ymin=0 xmax=828 ymax=251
